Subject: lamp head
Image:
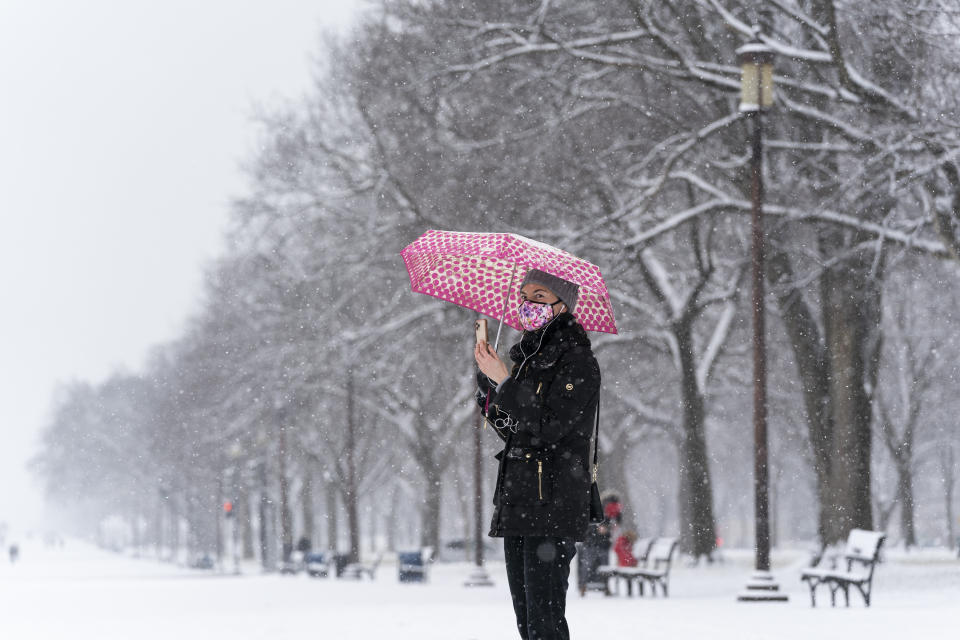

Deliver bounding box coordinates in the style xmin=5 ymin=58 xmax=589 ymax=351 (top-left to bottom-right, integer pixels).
xmin=737 ymin=38 xmax=775 ymax=111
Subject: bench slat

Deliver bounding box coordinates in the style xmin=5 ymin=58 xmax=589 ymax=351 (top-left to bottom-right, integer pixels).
xmin=845 ymin=529 xmax=884 ymax=562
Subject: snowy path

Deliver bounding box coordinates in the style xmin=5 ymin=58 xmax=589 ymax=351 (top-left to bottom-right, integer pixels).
xmin=0 ymin=539 xmax=956 ymax=639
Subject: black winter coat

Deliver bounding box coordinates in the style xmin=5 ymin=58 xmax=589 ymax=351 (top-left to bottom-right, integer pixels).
xmin=477 ymin=312 xmax=601 ymax=541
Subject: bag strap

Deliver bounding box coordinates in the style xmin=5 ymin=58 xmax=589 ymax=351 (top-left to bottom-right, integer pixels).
xmin=592 ymin=393 xmax=600 ymax=482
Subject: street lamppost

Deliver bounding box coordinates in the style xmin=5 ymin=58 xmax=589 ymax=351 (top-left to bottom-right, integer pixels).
xmin=464 ymin=410 xmax=494 ymax=587
xmin=466 ymin=323 xmax=494 ymax=588
xmin=225 ymin=441 xmax=243 ymax=575
xmin=735 ymin=34 xmax=788 ymax=603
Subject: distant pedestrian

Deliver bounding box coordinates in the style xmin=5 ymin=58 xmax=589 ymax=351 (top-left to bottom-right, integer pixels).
xmin=296 ymin=536 xmax=312 ymax=555
xmin=602 ymin=494 xmax=624 ymax=542
xmin=8 ymin=544 xmax=19 ymax=564
xmin=602 ymin=494 xmax=623 ymax=526
xmin=295 ymin=535 xmax=312 ymax=567
xmin=577 ymin=522 xmax=611 ymax=596
xmin=476 ymin=270 xmax=602 ymax=640
xmin=614 ymin=530 xmax=638 ymax=568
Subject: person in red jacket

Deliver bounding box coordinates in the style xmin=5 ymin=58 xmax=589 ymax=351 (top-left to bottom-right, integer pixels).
xmin=614 ymin=530 xmax=638 ymax=568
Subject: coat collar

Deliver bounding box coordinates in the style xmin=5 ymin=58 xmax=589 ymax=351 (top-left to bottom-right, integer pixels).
xmin=509 ymin=312 xmax=591 ymax=364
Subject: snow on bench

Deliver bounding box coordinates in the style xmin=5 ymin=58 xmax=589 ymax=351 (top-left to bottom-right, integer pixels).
xmin=600 ymin=537 xmax=678 ymax=597
xmin=800 ymin=529 xmax=885 ymax=607
xmin=342 ymin=551 xmax=384 ymax=581
xmin=597 ymin=537 xmax=653 ymax=596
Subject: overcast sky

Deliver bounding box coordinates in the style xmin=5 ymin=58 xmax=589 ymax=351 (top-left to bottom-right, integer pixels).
xmin=0 ymin=0 xmax=363 ymax=530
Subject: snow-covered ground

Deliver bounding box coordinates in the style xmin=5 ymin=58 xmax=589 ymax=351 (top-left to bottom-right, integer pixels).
xmin=0 ymin=538 xmax=957 ymax=639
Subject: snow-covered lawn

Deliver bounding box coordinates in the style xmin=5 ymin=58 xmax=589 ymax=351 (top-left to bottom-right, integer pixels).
xmin=0 ymin=539 xmax=956 ymax=639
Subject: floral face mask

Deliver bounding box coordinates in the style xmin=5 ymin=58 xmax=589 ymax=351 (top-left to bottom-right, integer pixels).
xmin=517 ymin=298 xmax=561 ymax=332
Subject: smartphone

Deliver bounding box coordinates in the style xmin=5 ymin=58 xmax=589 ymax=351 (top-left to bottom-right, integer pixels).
xmin=475 ymin=318 xmax=488 ymax=345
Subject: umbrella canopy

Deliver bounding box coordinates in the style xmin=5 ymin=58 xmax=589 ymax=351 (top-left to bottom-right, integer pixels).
xmin=401 ymin=230 xmax=617 ymax=336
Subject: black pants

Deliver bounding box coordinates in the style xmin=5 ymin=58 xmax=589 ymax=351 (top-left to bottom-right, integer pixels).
xmin=503 ymin=536 xmax=577 ymax=640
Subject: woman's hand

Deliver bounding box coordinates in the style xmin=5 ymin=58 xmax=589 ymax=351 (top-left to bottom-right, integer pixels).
xmin=474 ymin=341 xmax=510 ymax=385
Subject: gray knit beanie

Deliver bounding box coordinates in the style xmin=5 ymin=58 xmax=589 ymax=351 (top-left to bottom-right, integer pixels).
xmin=520 ymin=269 xmax=579 ymax=312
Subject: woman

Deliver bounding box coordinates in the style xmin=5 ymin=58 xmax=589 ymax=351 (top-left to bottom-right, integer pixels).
xmin=475 ymin=268 xmax=601 ymax=640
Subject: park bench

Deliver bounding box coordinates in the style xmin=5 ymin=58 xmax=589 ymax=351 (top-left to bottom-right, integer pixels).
xmin=577 ymin=540 xmax=612 ymax=595
xmin=304 ymin=552 xmax=330 ymax=577
xmin=621 ymin=537 xmax=678 ymax=597
xmin=800 ymin=529 xmax=885 ymax=607
xmin=279 ymin=557 xmax=300 ymax=575
xmin=597 ymin=537 xmax=655 ymax=596
xmin=398 ymin=547 xmax=433 ymax=583
xmin=342 ymin=551 xmax=384 ymax=580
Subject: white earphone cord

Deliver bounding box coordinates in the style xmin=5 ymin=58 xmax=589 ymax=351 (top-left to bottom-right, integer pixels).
xmin=497 ymin=305 xmax=564 ymax=435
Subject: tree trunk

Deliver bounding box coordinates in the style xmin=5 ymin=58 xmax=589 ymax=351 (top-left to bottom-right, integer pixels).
xmin=367 ymin=497 xmax=374 ymax=554
xmin=420 ymin=450 xmax=442 ymax=554
xmin=258 ymin=462 xmax=272 ymax=570
xmin=386 ymin=484 xmax=399 ymax=552
xmin=770 ymin=467 xmax=780 ymax=550
xmin=880 ymin=504 xmax=896 ymax=534
xmin=454 ymin=460 xmax=471 ymax=561
xmin=767 ymin=247 xmax=835 ymax=544
xmin=155 ymin=490 xmax=164 ymax=559
xmin=943 ymin=445 xmax=956 ymax=550
xmin=215 ymin=476 xmax=223 ymax=565
xmin=343 ymin=371 xmax=361 ymax=563
xmin=820 ymin=231 xmax=880 ymax=542
xmin=767 ymin=237 xmax=880 ymax=545
xmin=602 ymin=431 xmax=634 ymax=531
xmin=171 ymin=494 xmax=182 ymax=563
xmin=325 ymin=477 xmax=339 ymax=552
xmin=131 ymin=511 xmax=141 ymax=556
xmin=656 ymin=479 xmax=671 ymax=538
xmin=240 ymin=489 xmax=255 ymax=559
xmin=896 ymin=461 xmax=916 ymax=548
xmin=278 ymin=426 xmax=293 ymax=562
xmin=300 ymin=468 xmax=315 ymax=547
xmin=674 ymin=318 xmax=718 ymax=559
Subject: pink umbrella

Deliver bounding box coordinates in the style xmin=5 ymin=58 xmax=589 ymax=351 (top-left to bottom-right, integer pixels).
xmin=401 ymin=230 xmax=617 ymax=348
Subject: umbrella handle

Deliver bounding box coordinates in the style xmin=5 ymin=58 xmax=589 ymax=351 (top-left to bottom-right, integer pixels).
xmin=493 ymin=264 xmax=519 ymax=351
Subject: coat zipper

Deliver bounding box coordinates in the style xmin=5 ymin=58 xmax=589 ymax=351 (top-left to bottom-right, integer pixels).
xmin=537 ymin=460 xmax=543 ymax=500
xmin=512 ymin=348 xmax=547 ymax=504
